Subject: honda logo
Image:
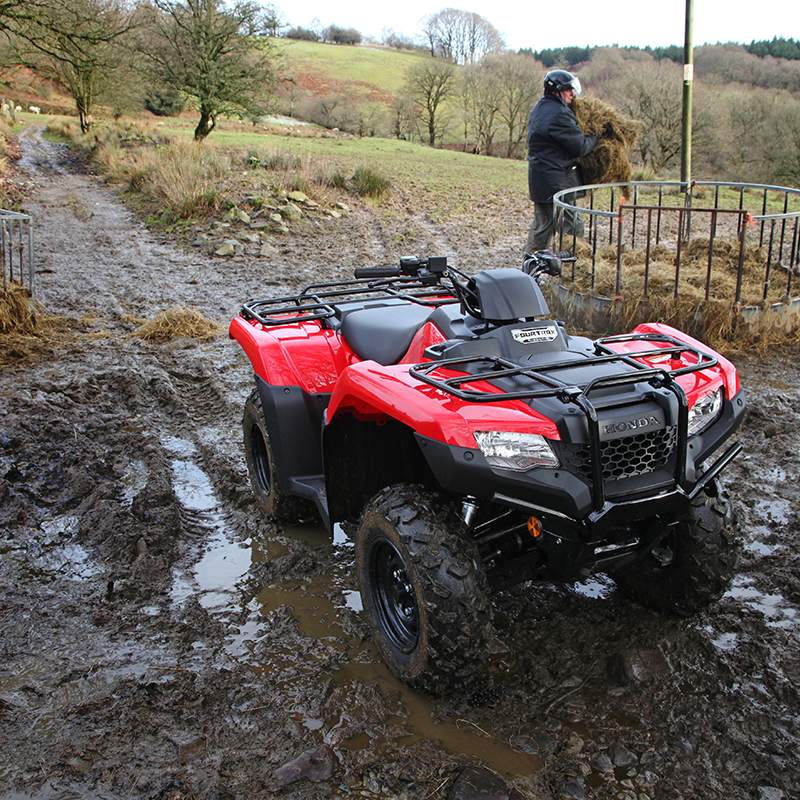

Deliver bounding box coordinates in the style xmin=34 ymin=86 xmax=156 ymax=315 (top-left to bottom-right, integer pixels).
xmin=602 ymin=416 xmax=660 ymax=435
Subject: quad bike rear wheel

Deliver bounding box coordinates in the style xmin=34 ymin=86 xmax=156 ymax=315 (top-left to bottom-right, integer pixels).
xmin=613 ymin=486 xmax=739 ymax=617
xmin=355 ymin=484 xmax=492 ymax=694
xmin=243 ymin=389 xmax=311 ymax=523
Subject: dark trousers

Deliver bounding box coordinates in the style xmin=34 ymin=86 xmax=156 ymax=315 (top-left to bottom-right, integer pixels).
xmin=526 ymin=201 xmax=585 ymax=253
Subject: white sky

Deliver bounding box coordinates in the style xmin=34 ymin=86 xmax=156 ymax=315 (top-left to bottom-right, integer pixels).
xmin=283 ymin=0 xmax=800 ymax=53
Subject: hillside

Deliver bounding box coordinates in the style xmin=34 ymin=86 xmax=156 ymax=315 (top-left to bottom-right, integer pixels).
xmin=274 ymin=38 xmax=429 ymax=103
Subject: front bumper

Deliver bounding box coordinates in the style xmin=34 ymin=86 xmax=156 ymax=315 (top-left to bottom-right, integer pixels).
xmin=414 ymin=392 xmax=745 ymax=543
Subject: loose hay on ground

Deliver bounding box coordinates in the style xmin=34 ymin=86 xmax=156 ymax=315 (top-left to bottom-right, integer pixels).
xmin=131 ymin=306 xmax=225 ymax=343
xmin=0 ymin=316 xmax=84 ymax=368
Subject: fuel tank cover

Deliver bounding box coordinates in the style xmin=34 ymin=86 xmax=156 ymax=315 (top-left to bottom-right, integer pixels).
xmin=471 ymin=269 xmax=550 ymax=321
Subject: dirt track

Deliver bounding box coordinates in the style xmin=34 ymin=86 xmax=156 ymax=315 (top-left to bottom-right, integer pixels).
xmin=1 ymin=127 xmax=799 ymax=800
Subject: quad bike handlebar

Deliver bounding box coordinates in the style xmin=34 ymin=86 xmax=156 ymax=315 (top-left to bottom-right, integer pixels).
xmin=522 ymin=250 xmax=575 ymax=278
xmin=354 ymin=251 xmax=574 ymax=282
xmin=352 ymin=251 xmax=576 ymax=323
xmin=353 ymin=255 xmax=449 ymax=280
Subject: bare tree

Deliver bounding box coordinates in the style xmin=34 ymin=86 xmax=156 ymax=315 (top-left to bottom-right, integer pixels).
xmin=405 ymin=59 xmax=456 ymax=146
xmin=322 ymin=25 xmax=361 ymax=45
xmin=261 ymin=3 xmax=285 ymax=37
xmin=138 ymin=0 xmax=276 ymax=141
xmin=695 ymin=43 xmax=800 ymax=93
xmin=422 ymin=8 xmax=504 ymax=65
xmin=483 ymin=52 xmax=542 ymax=158
xmin=2 ymin=0 xmax=133 ymax=132
xmin=613 ymin=59 xmax=683 ymax=173
xmin=775 ymin=105 xmax=800 ymax=185
xmin=459 ymin=65 xmax=501 ymax=155
xmin=308 ymin=95 xmax=342 ymax=128
xmin=726 ymin=90 xmax=800 ymax=185
xmin=0 ymin=0 xmax=60 ymax=32
xmin=391 ymin=95 xmax=417 ymax=140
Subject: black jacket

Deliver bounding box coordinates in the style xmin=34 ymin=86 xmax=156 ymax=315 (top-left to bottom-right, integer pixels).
xmin=527 ymin=94 xmax=597 ymax=203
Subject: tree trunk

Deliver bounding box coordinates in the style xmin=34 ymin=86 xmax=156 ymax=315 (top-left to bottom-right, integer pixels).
xmin=194 ymin=107 xmax=216 ymax=141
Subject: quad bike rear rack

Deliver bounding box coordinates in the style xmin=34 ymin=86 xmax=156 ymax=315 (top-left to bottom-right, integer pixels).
xmin=240 ymin=275 xmax=458 ymax=327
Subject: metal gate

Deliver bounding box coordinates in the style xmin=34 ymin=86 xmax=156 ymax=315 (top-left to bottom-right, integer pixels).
xmin=1 ymin=209 xmax=35 ymax=300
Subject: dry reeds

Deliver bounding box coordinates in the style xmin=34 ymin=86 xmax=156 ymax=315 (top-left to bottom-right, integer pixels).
xmin=573 ymin=98 xmax=642 ymax=188
xmin=131 ymin=306 xmax=225 ymax=344
xmin=120 ymin=140 xmax=230 ymax=220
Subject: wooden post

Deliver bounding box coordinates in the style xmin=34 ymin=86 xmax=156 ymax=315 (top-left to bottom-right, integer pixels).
xmin=680 ymin=0 xmax=694 ymax=189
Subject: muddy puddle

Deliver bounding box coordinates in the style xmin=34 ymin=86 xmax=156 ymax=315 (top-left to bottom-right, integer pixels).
xmin=158 ymin=443 xmax=544 ymax=779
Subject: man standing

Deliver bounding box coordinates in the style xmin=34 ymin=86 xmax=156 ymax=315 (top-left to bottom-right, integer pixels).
xmin=526 ymin=70 xmax=597 ymax=253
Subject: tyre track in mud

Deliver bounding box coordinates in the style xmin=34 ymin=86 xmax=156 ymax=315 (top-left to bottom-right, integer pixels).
xmin=3 ymin=126 xmax=800 ymax=800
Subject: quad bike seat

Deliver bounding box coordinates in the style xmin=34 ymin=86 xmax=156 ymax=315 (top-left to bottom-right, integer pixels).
xmin=340 ymin=303 xmax=434 ymax=365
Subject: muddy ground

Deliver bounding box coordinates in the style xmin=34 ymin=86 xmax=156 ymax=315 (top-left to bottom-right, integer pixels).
xmin=1 ymin=128 xmax=799 ymax=800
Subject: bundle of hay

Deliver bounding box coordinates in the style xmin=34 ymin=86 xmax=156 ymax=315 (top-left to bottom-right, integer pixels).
xmin=0 ymin=283 xmax=37 ymax=335
xmin=573 ymin=97 xmax=642 ymax=187
xmin=132 ymin=306 xmax=224 ymax=343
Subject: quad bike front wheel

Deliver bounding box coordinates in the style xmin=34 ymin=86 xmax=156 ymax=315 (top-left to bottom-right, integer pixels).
xmin=355 ymin=484 xmax=492 ymax=694
xmin=613 ymin=486 xmax=739 ymax=617
xmin=243 ymin=389 xmax=311 ymax=523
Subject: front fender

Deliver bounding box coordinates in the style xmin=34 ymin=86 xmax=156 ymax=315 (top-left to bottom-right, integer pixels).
xmin=326 ymin=360 xmax=561 ymax=449
xmin=628 ymin=322 xmax=741 ymax=402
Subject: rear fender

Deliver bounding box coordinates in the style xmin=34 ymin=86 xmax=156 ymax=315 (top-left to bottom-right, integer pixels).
xmin=229 ymin=316 xmax=357 ymax=393
xmin=255 ymin=376 xmax=328 ymax=496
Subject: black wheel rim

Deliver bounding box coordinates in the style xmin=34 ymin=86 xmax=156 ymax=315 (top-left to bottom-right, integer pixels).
xmin=250 ymin=424 xmax=272 ymax=497
xmin=370 ymin=540 xmax=419 ymax=654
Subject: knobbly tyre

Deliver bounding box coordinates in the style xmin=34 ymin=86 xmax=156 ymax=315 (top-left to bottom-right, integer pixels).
xmin=229 ymin=251 xmax=745 ymax=693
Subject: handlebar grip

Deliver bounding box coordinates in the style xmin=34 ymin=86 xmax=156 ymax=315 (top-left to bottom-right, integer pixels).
xmin=354 ymin=266 xmax=401 ymax=279
xmin=555 ymin=250 xmax=576 ymax=262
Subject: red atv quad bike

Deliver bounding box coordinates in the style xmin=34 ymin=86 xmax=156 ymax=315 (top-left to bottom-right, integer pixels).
xmin=230 ymin=252 xmax=745 ymax=693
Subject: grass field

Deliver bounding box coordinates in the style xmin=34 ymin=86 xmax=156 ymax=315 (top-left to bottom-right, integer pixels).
xmin=35 ymin=113 xmax=530 ymax=244
xmin=272 ymin=38 xmax=428 ymax=101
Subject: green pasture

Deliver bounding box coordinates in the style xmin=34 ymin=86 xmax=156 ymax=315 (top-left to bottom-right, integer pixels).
xmin=271 ymin=38 xmax=428 ymax=98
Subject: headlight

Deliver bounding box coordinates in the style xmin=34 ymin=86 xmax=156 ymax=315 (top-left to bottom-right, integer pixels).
xmin=687 ymin=388 xmax=723 ymax=436
xmin=473 ymin=431 xmax=560 ymax=471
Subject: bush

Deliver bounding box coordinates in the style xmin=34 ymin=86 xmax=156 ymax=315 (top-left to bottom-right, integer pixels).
xmin=285 ymin=26 xmax=318 ymax=41
xmin=144 ymin=86 xmax=185 ymax=117
xmin=352 ymin=165 xmax=391 ymax=199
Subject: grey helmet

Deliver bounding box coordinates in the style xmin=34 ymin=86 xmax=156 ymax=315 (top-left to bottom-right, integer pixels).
xmin=543 ymin=70 xmax=582 ymax=97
